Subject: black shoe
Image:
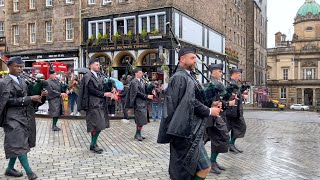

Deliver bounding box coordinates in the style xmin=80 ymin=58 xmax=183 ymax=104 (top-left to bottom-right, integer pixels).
xmin=27 ymin=172 xmax=38 ymax=180
xmin=234 ymin=145 xmax=243 ymax=153
xmin=216 ymin=162 xmax=226 ymax=171
xmin=134 ymin=133 xmax=143 ymax=141
xmin=229 ymin=144 xmax=239 ymax=153
xmin=52 ymin=126 xmax=61 ymax=131
xmin=5 ymin=169 xmax=23 ymax=177
xmin=90 ymin=144 xmax=103 ymax=154
xmin=211 ymin=162 xmax=221 ymax=174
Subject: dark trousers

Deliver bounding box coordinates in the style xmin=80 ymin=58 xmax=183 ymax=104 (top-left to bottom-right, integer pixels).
xmin=69 ymin=93 xmax=78 ymax=112
xmin=108 ymin=104 xmax=115 ymax=114
xmin=121 ymin=100 xmax=128 ymax=119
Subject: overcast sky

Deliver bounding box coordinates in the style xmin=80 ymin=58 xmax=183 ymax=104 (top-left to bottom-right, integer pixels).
xmin=267 ymin=0 xmax=307 ymax=48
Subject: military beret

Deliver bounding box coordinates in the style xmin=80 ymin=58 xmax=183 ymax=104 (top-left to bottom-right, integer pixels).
xmin=88 ymin=58 xmax=99 ymax=66
xmin=133 ymin=67 xmax=142 ymax=73
xmin=7 ymin=56 xmax=24 ymax=66
xmin=209 ymin=63 xmax=224 ymax=71
xmin=178 ymin=47 xmax=197 ymax=60
xmin=230 ymin=68 xmax=243 ymax=74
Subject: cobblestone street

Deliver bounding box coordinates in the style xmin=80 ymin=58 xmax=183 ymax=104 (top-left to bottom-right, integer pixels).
xmin=0 ymin=111 xmax=320 ymax=180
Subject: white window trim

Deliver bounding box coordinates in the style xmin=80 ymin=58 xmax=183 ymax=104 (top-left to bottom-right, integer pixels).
xmin=0 ymin=22 xmax=4 ymax=37
xmin=13 ymin=25 xmax=19 ymax=45
xmin=138 ymin=12 xmax=166 ymax=33
xmin=0 ymin=0 xmax=4 ymax=7
xmin=29 ymin=23 xmax=36 ymax=44
xmin=29 ymin=0 xmax=35 ymax=9
xmin=46 ymin=0 xmax=52 ymax=7
xmin=46 ymin=21 xmax=52 ymax=42
xmin=13 ymin=0 xmax=19 ymax=12
xmin=113 ymin=16 xmax=135 ymax=35
xmin=282 ymin=68 xmax=288 ymax=80
xmin=280 ymin=88 xmax=287 ymax=99
xmin=88 ymin=0 xmax=96 ymax=5
xmin=88 ymin=19 xmax=112 ymax=38
xmin=103 ymin=0 xmax=112 ymax=5
xmin=66 ymin=0 xmax=73 ymax=4
xmin=66 ymin=19 xmax=74 ymax=40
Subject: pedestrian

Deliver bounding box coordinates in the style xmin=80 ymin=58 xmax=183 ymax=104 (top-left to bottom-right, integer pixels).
xmin=119 ymin=83 xmax=129 ymax=121
xmin=204 ymin=64 xmax=236 ymax=174
xmin=47 ymin=67 xmax=68 ymax=131
xmin=0 ymin=56 xmax=45 ymax=180
xmin=78 ymin=58 xmax=115 ymax=154
xmin=151 ymin=81 xmax=164 ymax=121
xmin=125 ymin=67 xmax=153 ymax=141
xmin=225 ymin=69 xmax=247 ymax=153
xmin=68 ymin=74 xmax=81 ymax=116
xmin=157 ymin=47 xmax=221 ymax=180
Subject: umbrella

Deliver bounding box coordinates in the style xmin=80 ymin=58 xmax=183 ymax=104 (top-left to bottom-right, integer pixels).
xmin=74 ymin=67 xmax=90 ymax=74
xmin=109 ymin=77 xmax=124 ymax=90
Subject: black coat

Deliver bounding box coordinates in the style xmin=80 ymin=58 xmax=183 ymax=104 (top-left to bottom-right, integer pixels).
xmin=47 ymin=78 xmax=63 ymax=117
xmin=126 ymin=78 xmax=149 ymax=126
xmin=78 ymin=72 xmax=110 ymax=132
xmin=225 ymin=79 xmax=246 ymax=138
xmin=157 ymin=67 xmax=210 ymax=180
xmin=0 ymin=76 xmax=36 ymax=159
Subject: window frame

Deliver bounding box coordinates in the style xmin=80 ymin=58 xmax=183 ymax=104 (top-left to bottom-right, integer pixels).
xmin=282 ymin=68 xmax=288 ymax=80
xmin=88 ymin=0 xmax=96 ymax=5
xmin=66 ymin=19 xmax=74 ymax=41
xmin=13 ymin=25 xmax=19 ymax=45
xmin=0 ymin=0 xmax=4 ymax=6
xmin=13 ymin=0 xmax=19 ymax=12
xmin=280 ymin=87 xmax=286 ymax=99
xmin=46 ymin=0 xmax=53 ymax=7
xmin=29 ymin=0 xmax=35 ymax=9
xmin=46 ymin=21 xmax=52 ymax=42
xmin=29 ymin=23 xmax=36 ymax=44
xmin=0 ymin=21 xmax=4 ymax=37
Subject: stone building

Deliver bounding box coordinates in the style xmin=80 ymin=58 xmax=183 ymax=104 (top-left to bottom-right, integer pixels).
xmin=3 ymin=0 xmax=81 ymax=74
xmin=267 ymin=0 xmax=320 ymax=107
xmin=80 ymin=0 xmax=229 ymax=83
xmin=0 ymin=0 xmax=6 ymax=72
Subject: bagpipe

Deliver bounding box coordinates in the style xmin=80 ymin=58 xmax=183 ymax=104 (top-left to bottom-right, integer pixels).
xmin=125 ymin=60 xmax=155 ymax=95
xmin=48 ymin=62 xmax=69 ymax=93
xmin=99 ymin=65 xmax=116 ymax=92
xmin=239 ymin=79 xmax=251 ymax=93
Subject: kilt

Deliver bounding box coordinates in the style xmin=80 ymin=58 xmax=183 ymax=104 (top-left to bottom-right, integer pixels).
xmin=196 ymin=141 xmax=211 ymax=170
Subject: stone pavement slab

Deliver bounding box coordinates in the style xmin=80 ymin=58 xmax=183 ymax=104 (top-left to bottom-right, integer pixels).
xmin=0 ymin=111 xmax=319 ymax=179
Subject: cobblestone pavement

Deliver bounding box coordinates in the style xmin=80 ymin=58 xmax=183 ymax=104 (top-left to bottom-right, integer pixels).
xmin=0 ymin=111 xmax=320 ymax=180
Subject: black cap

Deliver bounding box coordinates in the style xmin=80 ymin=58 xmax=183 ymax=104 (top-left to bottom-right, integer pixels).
xmin=230 ymin=68 xmax=243 ymax=74
xmin=7 ymin=56 xmax=24 ymax=67
xmin=133 ymin=67 xmax=142 ymax=73
xmin=178 ymin=47 xmax=197 ymax=60
xmin=89 ymin=58 xmax=99 ymax=66
xmin=209 ymin=63 xmax=223 ymax=72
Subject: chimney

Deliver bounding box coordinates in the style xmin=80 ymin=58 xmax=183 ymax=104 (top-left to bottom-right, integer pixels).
xmin=275 ymin=32 xmax=282 ymax=47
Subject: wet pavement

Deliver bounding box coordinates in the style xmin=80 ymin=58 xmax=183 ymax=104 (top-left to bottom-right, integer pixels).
xmin=0 ymin=110 xmax=319 ymax=180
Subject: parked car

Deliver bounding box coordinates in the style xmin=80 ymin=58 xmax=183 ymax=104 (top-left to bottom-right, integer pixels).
xmin=290 ymin=104 xmax=310 ymax=111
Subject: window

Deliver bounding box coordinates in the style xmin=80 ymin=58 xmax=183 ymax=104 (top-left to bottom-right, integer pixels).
xmin=46 ymin=0 xmax=52 ymax=7
xmin=158 ymin=15 xmax=165 ymax=33
xmin=150 ymin=16 xmax=156 ymax=32
xmin=116 ymin=20 xmax=124 ymax=35
xmin=29 ymin=23 xmax=36 ymax=44
xmin=119 ymin=0 xmax=128 ymax=3
xmin=141 ymin=17 xmax=147 ymax=31
xmin=283 ymin=68 xmax=288 ymax=80
xmin=103 ymin=0 xmax=111 ymax=5
xmin=66 ymin=19 xmax=74 ymax=40
xmin=46 ymin=21 xmax=52 ymax=42
xmin=66 ymin=0 xmax=73 ymax=3
xmin=89 ymin=20 xmax=111 ymax=39
xmin=127 ymin=19 xmax=135 ymax=34
xmin=90 ymin=23 xmax=96 ymax=38
xmin=0 ymin=0 xmax=4 ymax=6
xmin=306 ymin=27 xmax=313 ymax=31
xmin=13 ymin=0 xmax=19 ymax=12
xmin=280 ymin=88 xmax=286 ymax=99
xmin=88 ymin=0 xmax=95 ymax=4
xmin=13 ymin=25 xmax=19 ymax=45
xmin=98 ymin=22 xmax=103 ymax=35
xmin=303 ymin=68 xmax=316 ymax=80
xmin=0 ymin=22 xmax=4 ymax=37
xmin=29 ymin=0 xmax=35 ymax=9
xmin=267 ymin=71 xmax=270 ymax=80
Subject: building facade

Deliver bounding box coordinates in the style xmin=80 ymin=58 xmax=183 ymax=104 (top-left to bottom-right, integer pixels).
xmin=267 ymin=0 xmax=320 ymax=107
xmin=80 ymin=0 xmax=229 ymax=84
xmin=0 ymin=0 xmax=6 ymax=72
xmin=3 ymin=0 xmax=81 ymax=75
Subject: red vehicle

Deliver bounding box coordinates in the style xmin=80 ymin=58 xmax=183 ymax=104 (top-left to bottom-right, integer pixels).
xmin=32 ymin=61 xmax=68 ymax=79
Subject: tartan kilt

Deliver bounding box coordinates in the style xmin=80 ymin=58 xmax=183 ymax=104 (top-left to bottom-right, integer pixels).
xmin=196 ymin=141 xmax=211 ymax=170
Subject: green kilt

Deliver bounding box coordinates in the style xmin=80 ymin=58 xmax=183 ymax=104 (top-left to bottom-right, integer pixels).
xmin=196 ymin=141 xmax=211 ymax=170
